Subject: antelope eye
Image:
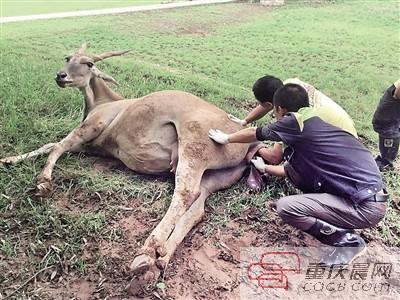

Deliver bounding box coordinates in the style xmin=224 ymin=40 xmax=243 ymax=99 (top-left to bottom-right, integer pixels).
xmin=65 ymin=56 xmax=71 ymax=62
xmin=86 ymin=62 xmax=94 ymax=68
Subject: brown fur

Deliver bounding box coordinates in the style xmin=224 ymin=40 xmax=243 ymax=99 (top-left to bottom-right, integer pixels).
xmin=0 ymin=44 xmax=263 ymax=295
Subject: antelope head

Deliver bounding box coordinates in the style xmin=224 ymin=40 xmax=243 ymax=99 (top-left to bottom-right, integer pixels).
xmin=55 ymin=43 xmax=129 ymax=88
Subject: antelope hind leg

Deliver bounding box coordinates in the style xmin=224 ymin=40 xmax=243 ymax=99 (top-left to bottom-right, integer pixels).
xmin=127 ymin=143 xmax=262 ymax=294
xmin=156 ymin=161 xmax=248 ymax=268
xmin=126 ymin=188 xmax=207 ymax=296
xmin=128 ymin=159 xmax=205 ymax=288
xmin=127 ymin=162 xmax=248 ymax=296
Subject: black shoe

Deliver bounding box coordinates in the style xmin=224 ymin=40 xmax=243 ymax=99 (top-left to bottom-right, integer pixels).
xmin=377 ymin=136 xmax=399 ymax=171
xmin=375 ymin=155 xmax=393 ymax=171
xmin=306 ymin=219 xmax=366 ymax=266
xmin=306 ymin=219 xmax=356 ymax=245
xmin=320 ymin=239 xmax=366 ymax=266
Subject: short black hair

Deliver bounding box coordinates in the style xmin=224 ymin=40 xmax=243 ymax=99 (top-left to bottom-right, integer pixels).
xmin=273 ymin=83 xmax=309 ymax=112
xmin=252 ymin=75 xmax=283 ymax=104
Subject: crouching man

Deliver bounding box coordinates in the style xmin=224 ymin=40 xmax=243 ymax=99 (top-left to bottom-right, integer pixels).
xmin=208 ymin=83 xmax=387 ymax=265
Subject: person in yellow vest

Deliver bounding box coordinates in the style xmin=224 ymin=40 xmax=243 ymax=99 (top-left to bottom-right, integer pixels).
xmin=372 ymin=79 xmax=400 ymax=171
xmin=228 ymin=75 xmax=357 ymax=164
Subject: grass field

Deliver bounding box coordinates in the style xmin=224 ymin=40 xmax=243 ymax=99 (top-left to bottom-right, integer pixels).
xmin=0 ymin=0 xmax=399 ymax=298
xmin=0 ymin=0 xmax=170 ymax=17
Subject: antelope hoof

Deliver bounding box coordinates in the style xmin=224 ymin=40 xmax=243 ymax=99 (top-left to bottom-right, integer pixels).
xmin=0 ymin=158 xmax=12 ymax=166
xmin=156 ymin=257 xmax=167 ymax=270
xmin=36 ymin=179 xmax=53 ymax=197
xmin=156 ymin=245 xmax=167 ymax=257
xmin=127 ymin=258 xmax=161 ymax=296
xmin=130 ymin=253 xmax=155 ymax=275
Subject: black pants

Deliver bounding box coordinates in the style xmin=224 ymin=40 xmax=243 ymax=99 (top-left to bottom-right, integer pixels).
xmin=372 ymin=84 xmax=400 ymax=138
xmin=276 ymin=193 xmax=386 ymax=231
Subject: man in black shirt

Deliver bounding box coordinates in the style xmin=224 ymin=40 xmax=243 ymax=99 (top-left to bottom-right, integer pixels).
xmin=208 ymin=84 xmax=387 ymax=266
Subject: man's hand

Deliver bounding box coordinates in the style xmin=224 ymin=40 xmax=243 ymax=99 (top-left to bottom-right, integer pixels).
xmin=228 ymin=114 xmax=247 ymax=126
xmin=208 ymin=129 xmax=230 ymax=144
xmin=251 ymin=156 xmax=266 ymax=173
xmin=394 ymin=86 xmax=400 ymax=100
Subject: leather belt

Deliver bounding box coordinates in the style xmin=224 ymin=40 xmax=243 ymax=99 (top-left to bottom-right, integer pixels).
xmin=369 ymin=189 xmax=389 ymax=202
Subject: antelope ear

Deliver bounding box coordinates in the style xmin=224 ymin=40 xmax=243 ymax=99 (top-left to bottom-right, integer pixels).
xmin=91 ymin=66 xmax=119 ymax=85
xmin=77 ymin=42 xmax=88 ymax=55
xmin=99 ymin=73 xmax=119 ymax=86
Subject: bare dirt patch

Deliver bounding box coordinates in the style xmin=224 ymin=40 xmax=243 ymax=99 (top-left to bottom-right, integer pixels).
xmin=113 ymin=3 xmax=272 ymax=37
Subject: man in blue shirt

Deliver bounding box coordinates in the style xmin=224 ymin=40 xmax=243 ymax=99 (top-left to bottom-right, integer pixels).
xmin=208 ymin=84 xmax=387 ymax=266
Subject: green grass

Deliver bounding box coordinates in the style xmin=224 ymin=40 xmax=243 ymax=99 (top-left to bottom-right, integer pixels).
xmin=0 ymin=0 xmax=399 ymax=298
xmin=0 ymin=0 xmax=170 ymax=17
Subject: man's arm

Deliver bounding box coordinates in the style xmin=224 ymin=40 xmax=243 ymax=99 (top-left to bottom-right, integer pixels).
xmin=228 ymin=127 xmax=258 ymax=143
xmin=228 ymin=104 xmax=272 ymax=125
xmin=251 ymin=156 xmax=286 ymax=177
xmin=209 ymin=113 xmax=298 ymax=145
xmin=264 ymin=165 xmax=286 ymax=177
xmin=393 ymin=79 xmax=400 ymax=100
xmin=244 ymin=104 xmax=272 ymax=124
xmin=257 ymin=143 xmax=284 ymax=165
xmin=208 ymin=127 xmax=258 ymax=144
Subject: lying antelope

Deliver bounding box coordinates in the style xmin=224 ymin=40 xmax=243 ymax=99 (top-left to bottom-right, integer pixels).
xmin=0 ymin=44 xmax=262 ymax=294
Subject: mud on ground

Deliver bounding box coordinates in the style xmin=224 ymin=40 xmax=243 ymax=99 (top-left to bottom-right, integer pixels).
xmin=1 ymin=156 xmax=399 ymax=300
xmin=0 ymin=197 xmax=305 ymax=299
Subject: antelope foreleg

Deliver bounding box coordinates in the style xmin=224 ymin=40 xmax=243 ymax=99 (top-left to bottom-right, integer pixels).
xmin=0 ymin=143 xmax=56 ymax=166
xmin=36 ymin=122 xmax=104 ymax=197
